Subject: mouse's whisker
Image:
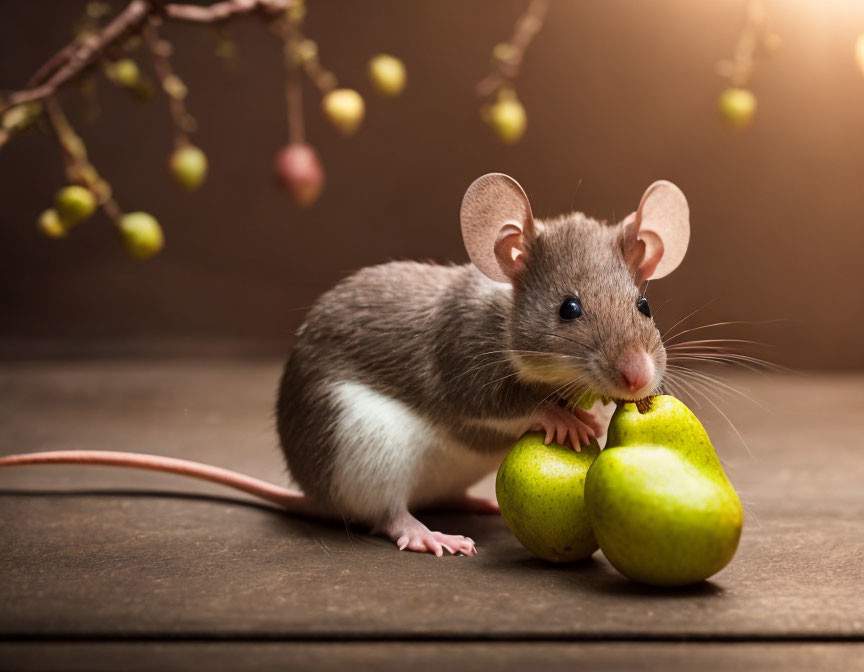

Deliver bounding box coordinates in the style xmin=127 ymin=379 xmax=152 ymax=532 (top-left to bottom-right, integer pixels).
xmin=681 ymin=378 xmax=755 ymax=459
xmin=661 ymin=374 xmax=703 ymax=410
xmin=664 ymin=370 xmax=736 ymax=418
xmin=561 ymin=381 xmax=593 ymax=408
xmin=527 ymin=376 xmax=591 ymax=419
xmin=660 ymin=299 xmax=719 ymax=341
xmin=648 ymin=297 xmax=673 ymax=319
xmin=478 ymin=362 xmax=569 ymax=390
xmin=468 ymin=348 xmax=559 ymax=360
xmin=667 ymin=349 xmax=775 ymax=365
xmin=665 ymin=337 xmax=765 ymax=350
xmin=666 ymin=368 xmax=733 ymax=406
xmin=667 ymin=355 xmax=764 ymax=376
xmin=445 ymin=355 xmax=513 ymax=382
xmin=539 ymin=332 xmax=595 ymax=354
xmin=667 ymin=352 xmax=787 ymax=375
xmin=665 ymin=364 xmax=767 ymax=411
xmin=664 ymin=318 xmax=787 ymax=345
xmin=448 ymin=349 xmax=592 ymax=386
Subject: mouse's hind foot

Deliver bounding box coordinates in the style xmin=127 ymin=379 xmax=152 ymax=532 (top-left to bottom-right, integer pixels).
xmin=375 ymin=512 xmax=477 ymax=557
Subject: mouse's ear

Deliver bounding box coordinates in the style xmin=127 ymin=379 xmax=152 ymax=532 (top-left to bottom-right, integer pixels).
xmin=621 ymin=180 xmax=690 ymax=283
xmin=461 ymin=173 xmax=535 ymax=284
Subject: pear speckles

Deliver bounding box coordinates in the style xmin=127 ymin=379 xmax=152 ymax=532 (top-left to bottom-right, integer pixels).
xmin=496 ymin=432 xmax=600 ymax=563
xmin=586 ymin=395 xmax=743 ymax=586
xmin=498 ymin=397 xmax=742 ymax=585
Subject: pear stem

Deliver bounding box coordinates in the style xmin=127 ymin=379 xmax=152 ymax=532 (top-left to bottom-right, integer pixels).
xmin=635 ymin=397 xmax=654 ymax=414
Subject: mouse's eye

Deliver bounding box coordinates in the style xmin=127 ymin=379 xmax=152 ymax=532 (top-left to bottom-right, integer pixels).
xmin=559 ymin=297 xmax=583 ymax=320
xmin=637 ymin=297 xmax=651 ymax=318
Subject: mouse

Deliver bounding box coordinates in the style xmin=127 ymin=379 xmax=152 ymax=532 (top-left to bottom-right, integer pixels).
xmin=0 ymin=173 xmax=690 ymax=558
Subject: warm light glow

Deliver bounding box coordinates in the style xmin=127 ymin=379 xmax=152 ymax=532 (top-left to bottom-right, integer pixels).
xmin=855 ymin=34 xmax=864 ymax=76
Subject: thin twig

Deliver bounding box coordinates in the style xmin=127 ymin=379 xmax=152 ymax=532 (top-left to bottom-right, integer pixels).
xmin=44 ymin=96 xmax=113 ymax=206
xmin=1 ymin=0 xmax=294 ymax=113
xmin=275 ymin=16 xmax=306 ymax=144
xmin=715 ymin=0 xmax=770 ymax=87
xmin=475 ymin=0 xmax=549 ymax=99
xmin=142 ymin=19 xmax=193 ymax=148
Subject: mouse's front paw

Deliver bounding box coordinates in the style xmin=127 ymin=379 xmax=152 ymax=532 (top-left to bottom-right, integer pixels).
xmin=529 ymin=403 xmax=598 ymax=451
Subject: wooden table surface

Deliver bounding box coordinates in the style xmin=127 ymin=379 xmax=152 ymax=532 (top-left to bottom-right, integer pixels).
xmin=0 ymin=361 xmax=862 ymax=671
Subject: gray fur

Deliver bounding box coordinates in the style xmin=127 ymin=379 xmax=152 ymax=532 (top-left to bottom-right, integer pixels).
xmin=276 ymin=212 xmax=666 ymax=518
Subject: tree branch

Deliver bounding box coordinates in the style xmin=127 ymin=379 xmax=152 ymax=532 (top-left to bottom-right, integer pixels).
xmin=2 ymin=0 xmax=294 ymax=113
xmin=164 ymin=0 xmax=289 ymax=23
xmin=476 ymin=0 xmax=549 ymax=100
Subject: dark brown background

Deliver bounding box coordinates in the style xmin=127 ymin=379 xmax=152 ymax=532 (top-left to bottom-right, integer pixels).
xmin=1 ymin=0 xmax=862 ymax=367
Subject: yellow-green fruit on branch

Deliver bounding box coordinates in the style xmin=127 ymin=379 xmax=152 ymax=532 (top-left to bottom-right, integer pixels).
xmin=170 ymin=145 xmax=208 ymax=191
xmin=2 ymin=102 xmax=42 ymax=133
xmin=105 ymin=58 xmax=140 ymax=88
xmin=496 ymin=432 xmax=600 ymax=562
xmin=119 ymin=212 xmax=164 ymax=259
xmin=274 ymin=143 xmax=324 ymax=207
xmin=485 ymin=92 xmax=527 ymax=144
xmin=585 ymin=396 xmax=743 ymax=587
xmin=37 ymin=209 xmax=66 ymax=238
xmin=368 ymin=54 xmax=406 ymax=97
xmin=55 ymin=186 xmax=97 ymax=227
xmin=718 ymin=87 xmax=756 ymax=129
xmin=322 ymin=89 xmax=365 ymax=136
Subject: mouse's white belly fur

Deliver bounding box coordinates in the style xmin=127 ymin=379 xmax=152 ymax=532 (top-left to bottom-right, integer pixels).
xmin=329 ymin=380 xmax=505 ymax=521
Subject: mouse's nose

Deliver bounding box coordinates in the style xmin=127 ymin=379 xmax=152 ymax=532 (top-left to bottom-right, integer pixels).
xmin=618 ymin=349 xmax=655 ymax=394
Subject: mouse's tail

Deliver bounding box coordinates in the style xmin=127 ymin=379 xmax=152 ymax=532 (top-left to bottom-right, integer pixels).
xmin=0 ymin=450 xmax=311 ymax=513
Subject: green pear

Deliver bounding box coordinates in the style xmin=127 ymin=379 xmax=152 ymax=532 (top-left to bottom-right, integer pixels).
xmin=496 ymin=432 xmax=600 ymax=562
xmin=585 ymin=396 xmax=743 ymax=586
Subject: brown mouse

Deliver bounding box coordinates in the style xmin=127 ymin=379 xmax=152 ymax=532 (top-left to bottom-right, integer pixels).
xmin=0 ymin=173 xmax=690 ymax=558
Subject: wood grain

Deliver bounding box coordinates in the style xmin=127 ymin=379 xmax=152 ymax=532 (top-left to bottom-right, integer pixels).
xmin=0 ymin=361 xmax=862 ymax=666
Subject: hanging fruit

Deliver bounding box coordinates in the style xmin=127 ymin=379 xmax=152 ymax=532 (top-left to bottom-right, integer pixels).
xmin=321 ymin=88 xmax=365 ymax=136
xmin=368 ymin=54 xmax=406 ymax=97
xmin=55 ymin=185 xmax=97 ymax=227
xmin=715 ymin=0 xmax=777 ymax=131
xmin=37 ymin=209 xmax=67 ymax=238
xmin=717 ymin=87 xmax=757 ymax=130
xmin=476 ymin=0 xmax=548 ymax=145
xmin=484 ymin=89 xmax=527 ymax=144
xmin=169 ymin=145 xmax=208 ymax=191
xmin=274 ymin=143 xmax=324 ymax=207
xmin=119 ymin=212 xmax=164 ymax=259
xmin=105 ymin=58 xmax=141 ymax=88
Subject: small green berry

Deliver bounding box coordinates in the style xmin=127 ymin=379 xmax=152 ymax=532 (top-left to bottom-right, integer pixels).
xmin=55 ymin=186 xmax=97 ymax=226
xmin=368 ymin=54 xmax=406 ymax=97
xmin=169 ymin=145 xmax=208 ymax=191
xmin=718 ymin=87 xmax=756 ymax=129
xmin=38 ymin=209 xmax=66 ymax=238
xmin=119 ymin=212 xmax=164 ymax=259
xmin=486 ymin=94 xmax=527 ymax=144
xmin=2 ymin=102 xmax=42 ymax=132
xmin=106 ymin=58 xmax=140 ymax=87
xmin=163 ymin=74 xmax=188 ymax=100
xmin=322 ymin=89 xmax=365 ymax=136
